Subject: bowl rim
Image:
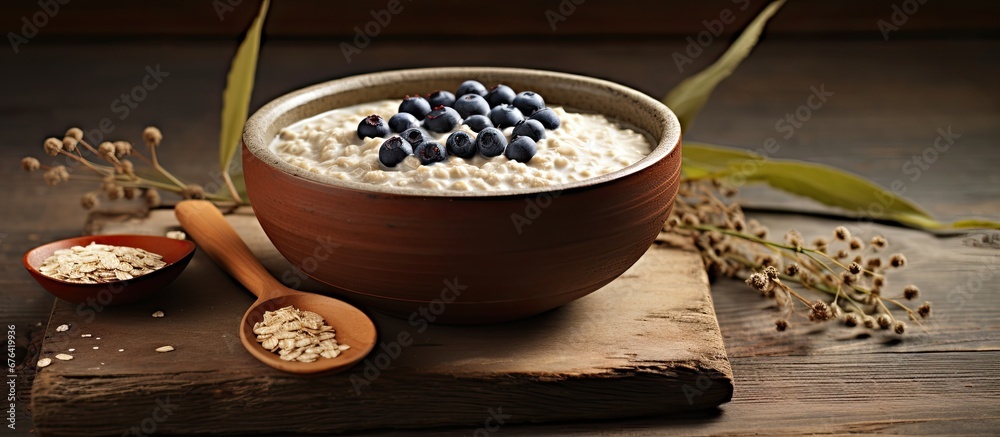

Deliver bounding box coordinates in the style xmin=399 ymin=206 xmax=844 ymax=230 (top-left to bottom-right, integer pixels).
xmin=243 ymin=66 xmax=681 ymax=198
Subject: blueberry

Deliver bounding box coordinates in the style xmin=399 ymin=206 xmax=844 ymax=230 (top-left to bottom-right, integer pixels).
xmin=511 ymin=119 xmax=546 ymax=142
xmin=400 ymin=127 xmax=427 ymax=147
xmin=357 ymin=114 xmax=391 ymax=139
xmin=422 ymin=106 xmax=462 ymax=133
xmin=399 ymin=95 xmax=432 ymax=119
xmin=388 ymin=113 xmax=419 ymax=133
xmin=512 ymin=91 xmax=545 ymax=115
xmin=475 ymin=127 xmax=507 ymax=158
xmin=456 ymin=80 xmax=488 ymax=97
xmin=427 ymin=90 xmax=456 ymax=108
xmin=529 ymin=107 xmax=561 ymax=130
xmin=485 ymin=84 xmax=516 ymax=108
xmin=462 ymin=114 xmax=494 ymax=133
xmin=378 ymin=136 xmax=413 ymax=167
xmin=453 ymin=94 xmax=490 ymax=118
xmin=504 ymin=136 xmax=537 ymax=163
xmin=445 ymin=131 xmax=477 ymax=159
xmin=488 ymin=104 xmax=524 ymax=129
xmin=414 ymin=141 xmax=447 ymax=165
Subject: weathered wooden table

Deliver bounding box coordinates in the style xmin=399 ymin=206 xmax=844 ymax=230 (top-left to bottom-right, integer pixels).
xmin=2 ymin=3 xmax=999 ymax=434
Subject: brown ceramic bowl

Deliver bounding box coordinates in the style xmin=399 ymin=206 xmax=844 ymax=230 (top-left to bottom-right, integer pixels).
xmin=243 ymin=67 xmax=682 ymax=323
xmin=23 ymin=235 xmax=196 ymax=306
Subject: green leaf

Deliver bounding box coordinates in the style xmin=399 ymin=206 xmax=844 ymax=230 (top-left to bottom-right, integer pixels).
xmin=682 ymin=142 xmax=763 ymax=173
xmin=664 ymin=0 xmax=785 ymax=132
xmin=682 ymin=142 xmax=1000 ymax=231
xmin=947 ymin=220 xmax=1000 ymax=230
xmin=219 ymin=0 xmax=269 ymax=174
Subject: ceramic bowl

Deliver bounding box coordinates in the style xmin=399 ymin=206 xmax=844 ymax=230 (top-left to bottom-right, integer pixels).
xmin=23 ymin=234 xmax=196 ymax=306
xmin=243 ymin=67 xmax=681 ymax=323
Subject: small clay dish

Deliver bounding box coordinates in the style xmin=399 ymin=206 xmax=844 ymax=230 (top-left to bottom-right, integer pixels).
xmin=23 ymin=235 xmax=196 ymax=306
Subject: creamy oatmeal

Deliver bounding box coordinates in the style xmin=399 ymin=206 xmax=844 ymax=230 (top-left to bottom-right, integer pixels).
xmin=269 ymin=99 xmax=652 ymax=191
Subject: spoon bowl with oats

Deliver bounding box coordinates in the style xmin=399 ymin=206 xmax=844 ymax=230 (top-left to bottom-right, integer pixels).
xmin=23 ymin=234 xmax=196 ymax=306
xmin=174 ymin=200 xmax=377 ymax=375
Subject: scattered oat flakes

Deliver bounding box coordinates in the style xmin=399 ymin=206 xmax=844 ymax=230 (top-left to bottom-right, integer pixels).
xmin=68 ymin=348 xmax=75 ymax=352
xmin=151 ymin=310 xmax=165 ymax=318
xmin=55 ymin=324 xmax=69 ymax=332
xmin=37 ymin=358 xmax=52 ymax=368
xmin=253 ymin=306 xmax=346 ymax=363
xmin=118 ymin=349 xmax=124 ymax=352
xmin=55 ymin=354 xmax=73 ymax=361
xmin=38 ymin=242 xmax=167 ymax=284
xmin=92 ymin=346 xmax=99 ymax=350
xmin=81 ymin=334 xmax=92 ymax=338
xmin=95 ymin=337 xmax=101 ymax=340
xmin=155 ymin=346 xmax=174 ymax=353
xmin=165 ymin=230 xmax=186 ymax=240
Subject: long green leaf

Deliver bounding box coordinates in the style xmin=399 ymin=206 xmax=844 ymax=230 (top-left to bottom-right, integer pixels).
xmin=683 ymin=142 xmax=763 ymax=171
xmin=664 ymin=0 xmax=785 ymax=132
xmin=219 ymin=0 xmax=269 ymax=174
xmin=683 ymin=142 xmax=1000 ymax=231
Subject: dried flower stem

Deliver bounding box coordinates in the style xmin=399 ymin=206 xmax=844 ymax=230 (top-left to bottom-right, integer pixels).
xmin=222 ymin=170 xmax=243 ymax=204
xmin=76 ymin=138 xmax=103 ymax=157
xmin=664 ymin=179 xmax=930 ymax=336
xmin=147 ymin=143 xmax=186 ymax=190
xmin=22 ymin=125 xmax=244 ymax=207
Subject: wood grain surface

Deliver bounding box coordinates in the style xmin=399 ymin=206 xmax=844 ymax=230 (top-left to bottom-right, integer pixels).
xmin=2 ymin=14 xmax=999 ymax=436
xmin=29 ymin=209 xmax=732 ymax=436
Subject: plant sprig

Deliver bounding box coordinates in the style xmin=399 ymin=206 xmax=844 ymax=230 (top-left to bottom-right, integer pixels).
xmin=664 ymin=180 xmax=931 ymax=334
xmin=21 ymin=127 xmax=243 ymax=209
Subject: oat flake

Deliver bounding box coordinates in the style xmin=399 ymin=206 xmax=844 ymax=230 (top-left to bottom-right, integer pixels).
xmin=165 ymin=231 xmax=186 ymax=240
xmin=253 ymin=306 xmax=346 ymax=363
xmin=38 ymin=242 xmax=167 ymax=284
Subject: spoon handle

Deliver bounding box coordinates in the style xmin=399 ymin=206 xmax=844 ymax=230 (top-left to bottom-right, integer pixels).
xmin=175 ymin=200 xmax=288 ymax=300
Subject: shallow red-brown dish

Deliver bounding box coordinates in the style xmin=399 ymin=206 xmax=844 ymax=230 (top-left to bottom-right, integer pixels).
xmin=242 ymin=67 xmax=682 ymax=323
xmin=23 ymin=235 xmax=196 ymax=306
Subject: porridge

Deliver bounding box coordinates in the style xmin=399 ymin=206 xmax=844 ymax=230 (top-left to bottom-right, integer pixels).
xmin=269 ymin=81 xmax=653 ymax=191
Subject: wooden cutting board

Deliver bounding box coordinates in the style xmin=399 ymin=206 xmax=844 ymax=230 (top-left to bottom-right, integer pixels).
xmin=30 ymin=208 xmax=732 ymax=436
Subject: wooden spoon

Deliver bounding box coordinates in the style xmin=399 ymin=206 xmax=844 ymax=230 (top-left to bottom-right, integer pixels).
xmin=175 ymin=200 xmax=376 ymax=374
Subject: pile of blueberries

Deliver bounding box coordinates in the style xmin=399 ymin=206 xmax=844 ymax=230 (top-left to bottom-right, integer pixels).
xmin=357 ymin=80 xmax=561 ymax=167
